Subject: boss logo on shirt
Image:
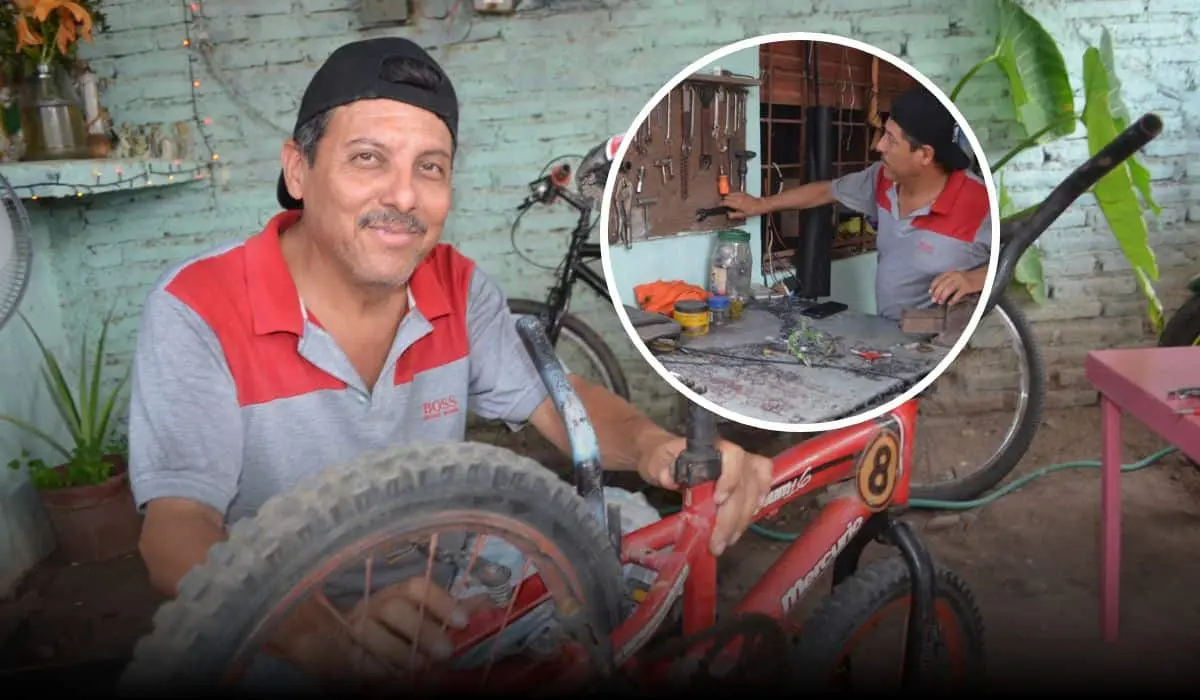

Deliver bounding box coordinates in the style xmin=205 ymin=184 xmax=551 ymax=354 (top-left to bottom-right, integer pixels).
xmin=423 ymin=395 xmax=461 ymax=420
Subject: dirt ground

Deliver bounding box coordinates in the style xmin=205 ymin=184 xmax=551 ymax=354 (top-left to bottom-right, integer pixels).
xmin=2 ymin=405 xmax=1199 ymax=692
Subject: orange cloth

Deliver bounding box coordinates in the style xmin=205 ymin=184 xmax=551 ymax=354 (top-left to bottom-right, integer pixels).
xmin=633 ymin=280 xmax=709 ymax=316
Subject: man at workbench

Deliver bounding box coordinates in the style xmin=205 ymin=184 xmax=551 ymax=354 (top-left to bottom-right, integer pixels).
xmin=126 ymin=37 xmax=772 ymax=688
xmin=721 ymin=86 xmax=993 ymax=324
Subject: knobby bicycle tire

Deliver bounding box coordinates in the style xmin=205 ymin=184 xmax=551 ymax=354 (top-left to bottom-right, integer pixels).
xmin=911 ymin=293 xmax=1046 ymax=502
xmin=509 ymin=298 xmax=631 ymax=401
xmin=791 ymin=556 xmax=986 ymax=691
xmin=118 ymin=442 xmax=628 ymax=695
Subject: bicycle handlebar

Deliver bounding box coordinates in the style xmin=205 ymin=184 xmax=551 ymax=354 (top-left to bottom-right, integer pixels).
xmin=984 ymin=112 xmax=1163 ymax=313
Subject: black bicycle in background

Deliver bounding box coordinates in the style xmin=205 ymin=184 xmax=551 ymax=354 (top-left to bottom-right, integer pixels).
xmin=500 ymin=137 xmax=631 ymax=401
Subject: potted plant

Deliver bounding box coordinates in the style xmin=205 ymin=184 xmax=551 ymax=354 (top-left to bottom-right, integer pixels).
xmin=1 ymin=311 xmax=142 ymax=564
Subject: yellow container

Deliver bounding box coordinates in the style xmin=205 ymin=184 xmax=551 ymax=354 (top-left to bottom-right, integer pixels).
xmin=673 ymin=299 xmax=709 ymax=337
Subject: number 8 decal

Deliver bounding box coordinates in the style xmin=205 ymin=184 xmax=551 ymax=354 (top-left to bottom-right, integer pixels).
xmin=855 ymin=426 xmax=901 ymax=511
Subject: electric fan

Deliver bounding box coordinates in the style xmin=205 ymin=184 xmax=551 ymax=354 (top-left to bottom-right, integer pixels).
xmin=0 ymin=172 xmax=33 ymax=332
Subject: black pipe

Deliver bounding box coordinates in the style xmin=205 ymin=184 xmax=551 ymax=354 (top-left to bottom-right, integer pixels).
xmin=795 ymin=105 xmax=835 ymax=299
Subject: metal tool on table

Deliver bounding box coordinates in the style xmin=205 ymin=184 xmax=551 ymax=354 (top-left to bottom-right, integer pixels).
xmin=680 ymin=85 xmax=694 ymax=201
xmin=851 ymin=348 xmax=893 ymax=362
xmin=1168 ymin=386 xmax=1200 ymax=414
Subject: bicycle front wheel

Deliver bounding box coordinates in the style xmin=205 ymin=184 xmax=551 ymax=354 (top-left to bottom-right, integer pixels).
xmin=508 ymin=298 xmax=631 ymax=401
xmin=118 ymin=442 xmax=627 ymax=695
xmin=912 ymin=293 xmax=1046 ymax=502
xmin=791 ymin=556 xmax=986 ymax=692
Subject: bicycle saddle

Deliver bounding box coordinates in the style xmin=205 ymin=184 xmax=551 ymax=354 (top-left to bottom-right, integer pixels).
xmin=576 ymin=134 xmax=624 ymax=211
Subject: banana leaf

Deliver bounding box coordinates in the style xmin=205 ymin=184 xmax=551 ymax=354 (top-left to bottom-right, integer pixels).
xmin=991 ymin=0 xmax=1075 ymax=142
xmin=999 ymin=180 xmax=1048 ymax=303
xmin=1081 ymin=47 xmax=1164 ymax=332
xmin=1098 ymin=28 xmax=1160 ymax=216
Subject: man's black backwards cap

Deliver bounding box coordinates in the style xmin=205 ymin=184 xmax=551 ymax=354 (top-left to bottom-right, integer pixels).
xmin=277 ymin=37 xmax=459 ymax=210
xmin=889 ymin=87 xmax=970 ymax=172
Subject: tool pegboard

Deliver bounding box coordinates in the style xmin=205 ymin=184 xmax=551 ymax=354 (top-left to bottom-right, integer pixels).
xmin=608 ymin=71 xmax=762 ymax=247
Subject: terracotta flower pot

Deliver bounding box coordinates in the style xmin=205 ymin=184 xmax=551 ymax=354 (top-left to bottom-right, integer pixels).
xmin=36 ymin=455 xmax=143 ymax=564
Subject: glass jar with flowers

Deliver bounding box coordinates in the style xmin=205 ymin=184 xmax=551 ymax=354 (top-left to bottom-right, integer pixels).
xmin=0 ymin=1 xmax=110 ymax=161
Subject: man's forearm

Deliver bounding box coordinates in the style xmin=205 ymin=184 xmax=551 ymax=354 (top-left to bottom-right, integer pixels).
xmin=533 ymin=378 xmax=675 ymax=472
xmin=759 ymin=181 xmax=835 ymax=214
xmin=140 ymin=508 xmax=227 ymax=598
xmin=141 ymin=504 xmax=332 ymax=666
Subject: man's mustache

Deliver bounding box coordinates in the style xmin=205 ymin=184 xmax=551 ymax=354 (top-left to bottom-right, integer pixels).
xmin=358 ymin=209 xmax=428 ymax=234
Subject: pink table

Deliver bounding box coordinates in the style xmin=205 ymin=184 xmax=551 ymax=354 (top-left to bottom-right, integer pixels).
xmin=1084 ymin=346 xmax=1200 ymax=643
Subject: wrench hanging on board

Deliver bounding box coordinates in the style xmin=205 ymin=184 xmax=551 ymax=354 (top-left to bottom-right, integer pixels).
xmin=680 ymin=84 xmax=694 ymax=201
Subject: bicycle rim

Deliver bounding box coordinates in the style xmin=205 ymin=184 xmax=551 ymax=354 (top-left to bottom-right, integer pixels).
xmin=911 ymin=295 xmax=1044 ymax=501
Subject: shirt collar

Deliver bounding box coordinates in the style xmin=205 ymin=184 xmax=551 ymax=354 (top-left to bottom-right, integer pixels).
xmin=244 ymin=210 xmax=451 ymax=337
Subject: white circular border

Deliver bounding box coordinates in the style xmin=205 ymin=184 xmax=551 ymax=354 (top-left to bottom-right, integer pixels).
xmin=598 ymin=31 xmax=1002 ymax=434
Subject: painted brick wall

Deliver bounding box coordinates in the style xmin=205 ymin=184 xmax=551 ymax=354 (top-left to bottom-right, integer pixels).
xmin=51 ymin=0 xmax=1199 ymax=424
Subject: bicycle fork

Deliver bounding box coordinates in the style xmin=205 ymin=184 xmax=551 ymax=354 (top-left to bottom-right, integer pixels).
xmin=832 ymin=512 xmax=938 ymax=691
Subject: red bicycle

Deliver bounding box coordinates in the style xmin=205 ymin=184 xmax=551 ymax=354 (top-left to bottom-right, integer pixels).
xmin=118 ymin=113 xmax=1163 ymax=696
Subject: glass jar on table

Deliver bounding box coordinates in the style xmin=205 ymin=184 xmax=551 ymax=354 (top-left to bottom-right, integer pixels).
xmin=708 ymin=229 xmax=753 ymax=320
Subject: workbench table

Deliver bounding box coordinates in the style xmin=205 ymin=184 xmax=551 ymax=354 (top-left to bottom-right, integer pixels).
xmin=653 ymin=297 xmax=952 ymax=425
xmin=1084 ymin=346 xmax=1200 ymax=643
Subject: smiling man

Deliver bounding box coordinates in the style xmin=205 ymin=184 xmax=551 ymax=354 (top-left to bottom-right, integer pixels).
xmin=127 ymin=38 xmax=772 ymax=686
xmin=722 ymin=86 xmax=992 ymax=322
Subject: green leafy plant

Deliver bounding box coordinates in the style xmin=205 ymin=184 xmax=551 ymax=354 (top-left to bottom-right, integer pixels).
xmin=1 ymin=311 xmax=130 ymax=490
xmin=951 ymin=0 xmax=1163 ymax=331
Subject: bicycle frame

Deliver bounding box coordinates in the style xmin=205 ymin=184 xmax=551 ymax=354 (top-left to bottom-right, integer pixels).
xmin=521 ymin=152 xmax=617 ymax=347
xmin=614 ymin=400 xmax=932 ymax=677
xmin=540 ymin=233 xmax=611 ymax=346
xmin=515 ymin=313 xmax=933 ymax=685
xmin=454 ymin=114 xmax=1165 ymax=690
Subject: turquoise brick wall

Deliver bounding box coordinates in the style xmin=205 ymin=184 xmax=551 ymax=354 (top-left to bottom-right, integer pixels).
xmin=48 ymin=0 xmax=1199 ymax=413
xmin=1 ymin=0 xmax=1198 ymax=590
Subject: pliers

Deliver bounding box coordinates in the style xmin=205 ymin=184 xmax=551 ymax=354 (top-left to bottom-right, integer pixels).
xmin=1168 ymin=386 xmax=1200 ymax=415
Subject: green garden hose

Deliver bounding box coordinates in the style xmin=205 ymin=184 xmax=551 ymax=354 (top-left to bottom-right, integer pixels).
xmin=656 ymin=446 xmax=1181 ymax=542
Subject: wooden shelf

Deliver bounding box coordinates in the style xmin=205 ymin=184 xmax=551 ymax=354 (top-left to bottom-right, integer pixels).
xmin=687 ymin=71 xmax=761 ymax=88
xmin=0 ymin=158 xmax=212 ymax=201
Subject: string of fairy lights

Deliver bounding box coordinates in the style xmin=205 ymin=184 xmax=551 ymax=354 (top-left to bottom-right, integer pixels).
xmin=6 ymin=0 xmax=224 ymax=200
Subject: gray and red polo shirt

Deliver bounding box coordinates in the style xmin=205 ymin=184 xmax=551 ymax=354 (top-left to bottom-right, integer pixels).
xmin=830 ymin=161 xmax=992 ymax=321
xmin=127 ymin=210 xmax=550 ymax=526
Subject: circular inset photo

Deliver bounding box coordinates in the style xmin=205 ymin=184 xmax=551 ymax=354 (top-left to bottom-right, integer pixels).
xmin=600 ymin=32 xmax=999 ymax=432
